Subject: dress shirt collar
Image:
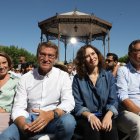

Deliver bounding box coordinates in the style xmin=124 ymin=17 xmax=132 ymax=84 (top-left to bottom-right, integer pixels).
xmin=34 ymin=67 xmax=53 ymax=79
xmin=128 ymin=62 xmax=140 ymax=73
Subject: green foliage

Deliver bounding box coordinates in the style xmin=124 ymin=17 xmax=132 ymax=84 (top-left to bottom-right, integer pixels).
xmin=0 ymin=45 xmax=37 ymax=68
xmin=119 ymin=55 xmax=128 ymax=63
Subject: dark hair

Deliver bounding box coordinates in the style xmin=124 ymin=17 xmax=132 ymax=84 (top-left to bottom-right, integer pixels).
xmin=0 ymin=52 xmax=12 ymax=68
xmin=37 ymin=41 xmax=58 ymax=58
xmin=74 ymin=44 xmax=104 ymax=78
xmin=128 ymin=39 xmax=140 ymax=53
xmin=106 ymin=53 xmax=118 ymax=62
xmin=54 ymin=64 xmax=68 ymax=73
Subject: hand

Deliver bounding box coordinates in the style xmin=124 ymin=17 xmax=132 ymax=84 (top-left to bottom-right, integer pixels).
xmin=0 ymin=107 xmax=6 ymax=113
xmin=101 ymin=112 xmax=112 ymax=132
xmin=88 ymin=114 xmax=102 ymax=131
xmin=28 ymin=109 xmax=54 ymax=133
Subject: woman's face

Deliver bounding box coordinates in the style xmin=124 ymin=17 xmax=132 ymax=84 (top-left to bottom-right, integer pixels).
xmin=0 ymin=56 xmax=9 ymax=78
xmin=84 ymin=47 xmax=99 ymax=68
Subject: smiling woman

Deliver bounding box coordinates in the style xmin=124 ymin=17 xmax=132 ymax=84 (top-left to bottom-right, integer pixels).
xmin=0 ymin=52 xmax=19 ymax=132
xmin=72 ymin=44 xmax=119 ymax=140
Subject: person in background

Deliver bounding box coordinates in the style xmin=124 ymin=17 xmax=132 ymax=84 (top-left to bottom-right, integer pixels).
xmin=0 ymin=41 xmax=76 ymax=140
xmin=0 ymin=52 xmax=19 ymax=113
xmin=105 ymin=53 xmax=120 ymax=77
xmin=72 ymin=45 xmax=118 ymax=140
xmin=23 ymin=62 xmax=35 ymax=74
xmin=116 ymin=40 xmax=140 ymax=140
xmin=67 ymin=62 xmax=76 ymax=81
xmin=18 ymin=56 xmax=26 ymax=71
xmin=54 ymin=63 xmax=68 ymax=73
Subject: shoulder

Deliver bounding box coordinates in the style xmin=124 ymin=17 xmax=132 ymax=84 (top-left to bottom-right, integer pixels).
xmin=117 ymin=64 xmax=129 ymax=74
xmin=100 ymin=69 xmax=116 ymax=82
xmin=52 ymin=67 xmax=69 ymax=79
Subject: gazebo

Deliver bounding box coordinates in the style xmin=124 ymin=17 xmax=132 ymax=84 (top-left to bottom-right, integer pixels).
xmin=38 ymin=10 xmax=112 ymax=64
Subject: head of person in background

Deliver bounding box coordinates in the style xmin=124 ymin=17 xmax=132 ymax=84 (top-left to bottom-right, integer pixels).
xmin=54 ymin=63 xmax=68 ymax=73
xmin=18 ymin=55 xmax=26 ymax=73
xmin=19 ymin=56 xmax=26 ymax=64
xmin=22 ymin=62 xmax=35 ymax=74
xmin=105 ymin=52 xmax=119 ymax=77
xmin=66 ymin=62 xmax=76 ymax=81
xmin=0 ymin=52 xmax=19 ymax=113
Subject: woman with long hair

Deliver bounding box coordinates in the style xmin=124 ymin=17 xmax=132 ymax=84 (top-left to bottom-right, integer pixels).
xmin=72 ymin=45 xmax=118 ymax=140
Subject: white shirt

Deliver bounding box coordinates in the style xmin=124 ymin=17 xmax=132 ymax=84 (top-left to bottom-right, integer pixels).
xmin=12 ymin=67 xmax=75 ymax=121
xmin=117 ymin=62 xmax=140 ymax=106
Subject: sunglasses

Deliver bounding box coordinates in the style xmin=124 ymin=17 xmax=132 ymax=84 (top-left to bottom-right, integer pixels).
xmin=105 ymin=59 xmax=114 ymax=63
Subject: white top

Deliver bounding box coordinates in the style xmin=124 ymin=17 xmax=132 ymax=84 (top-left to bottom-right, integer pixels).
xmin=12 ymin=67 xmax=75 ymax=121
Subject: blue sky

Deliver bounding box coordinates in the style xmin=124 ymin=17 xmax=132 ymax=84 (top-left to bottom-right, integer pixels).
xmin=0 ymin=0 xmax=140 ymax=62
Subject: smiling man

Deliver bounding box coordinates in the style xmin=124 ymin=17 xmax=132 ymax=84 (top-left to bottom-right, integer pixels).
xmin=105 ymin=53 xmax=120 ymax=77
xmin=0 ymin=42 xmax=76 ymax=140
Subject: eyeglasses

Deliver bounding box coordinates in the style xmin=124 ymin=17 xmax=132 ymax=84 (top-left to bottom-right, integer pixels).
xmin=39 ymin=53 xmax=56 ymax=59
xmin=132 ymin=49 xmax=140 ymax=54
xmin=105 ymin=59 xmax=114 ymax=63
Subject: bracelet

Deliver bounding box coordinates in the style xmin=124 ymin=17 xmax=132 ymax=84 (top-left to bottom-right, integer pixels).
xmin=88 ymin=114 xmax=95 ymax=122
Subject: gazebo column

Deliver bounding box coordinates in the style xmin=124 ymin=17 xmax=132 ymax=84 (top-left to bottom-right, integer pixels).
xmin=64 ymin=38 xmax=67 ymax=65
xmin=89 ymin=23 xmax=92 ymax=44
xmin=107 ymin=30 xmax=110 ymax=53
xmin=40 ymin=32 xmax=43 ymax=43
xmin=58 ymin=24 xmax=60 ymax=61
xmin=103 ymin=37 xmax=106 ymax=58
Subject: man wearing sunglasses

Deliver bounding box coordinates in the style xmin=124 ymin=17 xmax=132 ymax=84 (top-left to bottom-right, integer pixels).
xmin=105 ymin=53 xmax=120 ymax=77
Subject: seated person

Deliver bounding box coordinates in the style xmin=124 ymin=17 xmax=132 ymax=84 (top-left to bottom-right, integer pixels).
xmin=0 ymin=42 xmax=76 ymax=140
xmin=0 ymin=52 xmax=19 ymax=132
xmin=116 ymin=40 xmax=140 ymax=140
xmin=72 ymin=45 xmax=119 ymax=140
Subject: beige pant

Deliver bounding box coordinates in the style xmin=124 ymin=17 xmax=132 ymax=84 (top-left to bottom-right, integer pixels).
xmin=0 ymin=113 xmax=10 ymax=133
xmin=116 ymin=110 xmax=140 ymax=140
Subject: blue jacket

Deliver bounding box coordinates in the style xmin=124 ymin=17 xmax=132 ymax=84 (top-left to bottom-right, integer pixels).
xmin=72 ymin=69 xmax=118 ymax=118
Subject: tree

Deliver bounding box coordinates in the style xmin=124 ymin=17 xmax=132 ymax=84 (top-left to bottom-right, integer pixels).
xmin=0 ymin=45 xmax=37 ymax=68
xmin=119 ymin=55 xmax=128 ymax=63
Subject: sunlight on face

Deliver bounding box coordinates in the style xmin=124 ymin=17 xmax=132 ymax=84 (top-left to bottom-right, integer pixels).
xmin=130 ymin=43 xmax=140 ymax=66
xmin=37 ymin=46 xmax=57 ymax=74
xmin=85 ymin=47 xmax=99 ymax=68
xmin=0 ymin=56 xmax=9 ymax=77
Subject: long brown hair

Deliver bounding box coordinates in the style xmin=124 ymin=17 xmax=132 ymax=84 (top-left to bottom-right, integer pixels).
xmin=74 ymin=45 xmax=105 ymax=78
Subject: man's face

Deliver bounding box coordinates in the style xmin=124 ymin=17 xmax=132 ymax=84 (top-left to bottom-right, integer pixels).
xmin=129 ymin=43 xmax=140 ymax=68
xmin=37 ymin=46 xmax=57 ymax=74
xmin=67 ymin=65 xmax=73 ymax=74
xmin=19 ymin=56 xmax=25 ymax=64
xmin=105 ymin=56 xmax=116 ymax=71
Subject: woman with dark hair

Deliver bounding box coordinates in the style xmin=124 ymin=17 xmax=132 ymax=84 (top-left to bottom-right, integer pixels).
xmin=72 ymin=45 xmax=118 ymax=140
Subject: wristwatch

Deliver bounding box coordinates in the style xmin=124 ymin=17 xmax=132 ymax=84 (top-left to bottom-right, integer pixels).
xmin=53 ymin=110 xmax=59 ymax=119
